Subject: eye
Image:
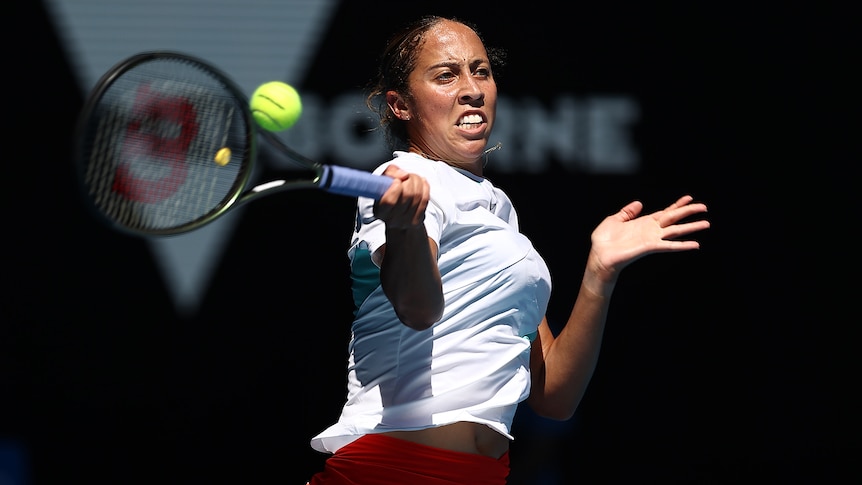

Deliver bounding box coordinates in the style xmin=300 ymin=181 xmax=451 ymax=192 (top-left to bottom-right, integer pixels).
xmin=474 ymin=66 xmax=491 ymax=78
xmin=436 ymin=70 xmax=456 ymax=81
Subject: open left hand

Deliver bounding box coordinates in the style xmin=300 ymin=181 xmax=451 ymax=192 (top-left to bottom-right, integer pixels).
xmin=587 ymin=195 xmax=710 ymax=284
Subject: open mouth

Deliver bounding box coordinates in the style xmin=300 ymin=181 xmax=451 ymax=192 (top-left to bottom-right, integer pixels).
xmin=457 ymin=113 xmax=483 ymax=129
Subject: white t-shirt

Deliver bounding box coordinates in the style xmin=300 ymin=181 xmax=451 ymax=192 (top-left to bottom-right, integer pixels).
xmin=310 ymin=151 xmax=552 ymax=454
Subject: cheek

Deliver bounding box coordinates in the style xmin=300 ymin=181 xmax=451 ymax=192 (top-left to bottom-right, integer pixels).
xmin=430 ymin=89 xmax=458 ymax=110
xmin=411 ymin=84 xmax=461 ymax=122
xmin=485 ymin=87 xmax=498 ymax=110
xmin=416 ymin=94 xmax=455 ymax=123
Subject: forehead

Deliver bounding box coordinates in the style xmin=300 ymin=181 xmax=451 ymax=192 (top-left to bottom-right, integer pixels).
xmin=419 ymin=20 xmax=488 ymax=62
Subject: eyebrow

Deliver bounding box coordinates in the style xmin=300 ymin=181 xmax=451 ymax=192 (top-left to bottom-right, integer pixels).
xmin=430 ymin=58 xmax=489 ymax=71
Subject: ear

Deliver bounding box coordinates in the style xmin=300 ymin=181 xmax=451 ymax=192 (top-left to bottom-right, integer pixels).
xmin=386 ymin=90 xmax=411 ymax=120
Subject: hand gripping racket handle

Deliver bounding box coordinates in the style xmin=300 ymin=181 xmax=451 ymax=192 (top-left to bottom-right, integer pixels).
xmin=319 ymin=165 xmax=394 ymax=199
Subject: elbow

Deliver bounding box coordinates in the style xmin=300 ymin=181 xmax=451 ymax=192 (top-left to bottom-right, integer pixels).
xmin=543 ymin=408 xmax=577 ymax=422
xmin=528 ymin=396 xmax=579 ymax=422
xmin=387 ymin=286 xmax=444 ymax=331
xmin=396 ymin=305 xmax=443 ymax=331
xmin=531 ymin=404 xmax=576 ymax=422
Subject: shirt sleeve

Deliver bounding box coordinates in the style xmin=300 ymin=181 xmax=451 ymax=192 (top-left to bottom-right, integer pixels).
xmin=349 ymin=156 xmax=447 ymax=267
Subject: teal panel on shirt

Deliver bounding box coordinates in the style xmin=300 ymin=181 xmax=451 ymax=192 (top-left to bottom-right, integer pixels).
xmin=350 ymin=247 xmax=381 ymax=315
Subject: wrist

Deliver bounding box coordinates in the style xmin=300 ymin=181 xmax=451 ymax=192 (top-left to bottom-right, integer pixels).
xmin=582 ymin=252 xmax=619 ymax=297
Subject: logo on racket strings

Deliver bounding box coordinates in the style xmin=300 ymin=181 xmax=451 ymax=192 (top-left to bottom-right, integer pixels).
xmin=113 ymin=84 xmax=197 ymax=203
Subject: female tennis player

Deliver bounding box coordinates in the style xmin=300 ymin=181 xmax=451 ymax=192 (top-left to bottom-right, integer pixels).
xmin=305 ymin=15 xmax=710 ymax=484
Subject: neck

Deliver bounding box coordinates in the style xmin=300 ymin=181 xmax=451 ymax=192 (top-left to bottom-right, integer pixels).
xmin=408 ymin=147 xmax=486 ymax=177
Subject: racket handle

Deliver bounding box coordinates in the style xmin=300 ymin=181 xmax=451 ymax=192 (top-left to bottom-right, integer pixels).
xmin=320 ymin=165 xmax=394 ymax=200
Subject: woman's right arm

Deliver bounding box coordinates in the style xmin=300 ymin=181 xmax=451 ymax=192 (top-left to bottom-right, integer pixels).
xmin=373 ymin=165 xmax=444 ymax=331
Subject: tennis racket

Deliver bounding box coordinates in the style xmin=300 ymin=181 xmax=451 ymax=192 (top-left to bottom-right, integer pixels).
xmin=74 ymin=51 xmax=393 ymax=237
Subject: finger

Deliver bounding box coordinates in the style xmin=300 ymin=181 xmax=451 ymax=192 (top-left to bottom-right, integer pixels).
xmin=662 ymin=218 xmax=711 ymax=237
xmin=658 ymin=202 xmax=708 ymax=227
xmin=656 ymin=239 xmax=702 ymax=252
xmin=379 ymin=177 xmax=403 ymax=202
xmin=666 ymin=194 xmax=694 ymax=209
xmin=656 ymin=195 xmax=698 ymax=219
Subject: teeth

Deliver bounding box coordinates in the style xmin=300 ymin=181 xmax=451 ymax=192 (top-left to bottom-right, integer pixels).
xmin=459 ymin=114 xmax=482 ymax=125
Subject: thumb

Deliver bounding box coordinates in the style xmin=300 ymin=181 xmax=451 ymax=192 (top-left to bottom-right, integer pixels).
xmin=382 ymin=164 xmax=410 ymax=180
xmin=617 ymin=200 xmax=644 ymax=221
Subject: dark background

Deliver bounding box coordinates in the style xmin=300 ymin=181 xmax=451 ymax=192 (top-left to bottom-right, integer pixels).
xmin=4 ymin=1 xmax=853 ymax=484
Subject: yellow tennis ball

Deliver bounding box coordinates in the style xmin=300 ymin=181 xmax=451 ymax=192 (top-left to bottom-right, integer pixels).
xmin=250 ymin=81 xmax=302 ymax=131
xmin=214 ymin=147 xmax=231 ymax=166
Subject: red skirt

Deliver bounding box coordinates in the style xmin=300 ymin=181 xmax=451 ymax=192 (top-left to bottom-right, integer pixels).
xmin=306 ymin=433 xmax=510 ymax=485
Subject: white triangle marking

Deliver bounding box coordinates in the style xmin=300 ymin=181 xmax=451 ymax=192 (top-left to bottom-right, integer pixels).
xmin=44 ymin=0 xmax=339 ymax=315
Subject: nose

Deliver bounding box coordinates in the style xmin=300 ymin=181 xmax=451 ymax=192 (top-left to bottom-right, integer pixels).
xmin=459 ymin=76 xmax=484 ymax=104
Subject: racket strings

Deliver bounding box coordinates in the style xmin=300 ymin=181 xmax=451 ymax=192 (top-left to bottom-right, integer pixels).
xmin=80 ymin=57 xmax=251 ymax=233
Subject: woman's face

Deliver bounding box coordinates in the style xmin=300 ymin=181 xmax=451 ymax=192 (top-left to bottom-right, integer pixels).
xmin=397 ymin=20 xmax=497 ymax=170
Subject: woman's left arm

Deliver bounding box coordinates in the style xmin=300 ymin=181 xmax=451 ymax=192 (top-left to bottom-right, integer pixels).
xmin=528 ymin=195 xmax=709 ymax=420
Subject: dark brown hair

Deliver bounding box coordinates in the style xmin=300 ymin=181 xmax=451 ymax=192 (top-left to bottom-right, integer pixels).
xmin=365 ymin=15 xmax=506 ymax=151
